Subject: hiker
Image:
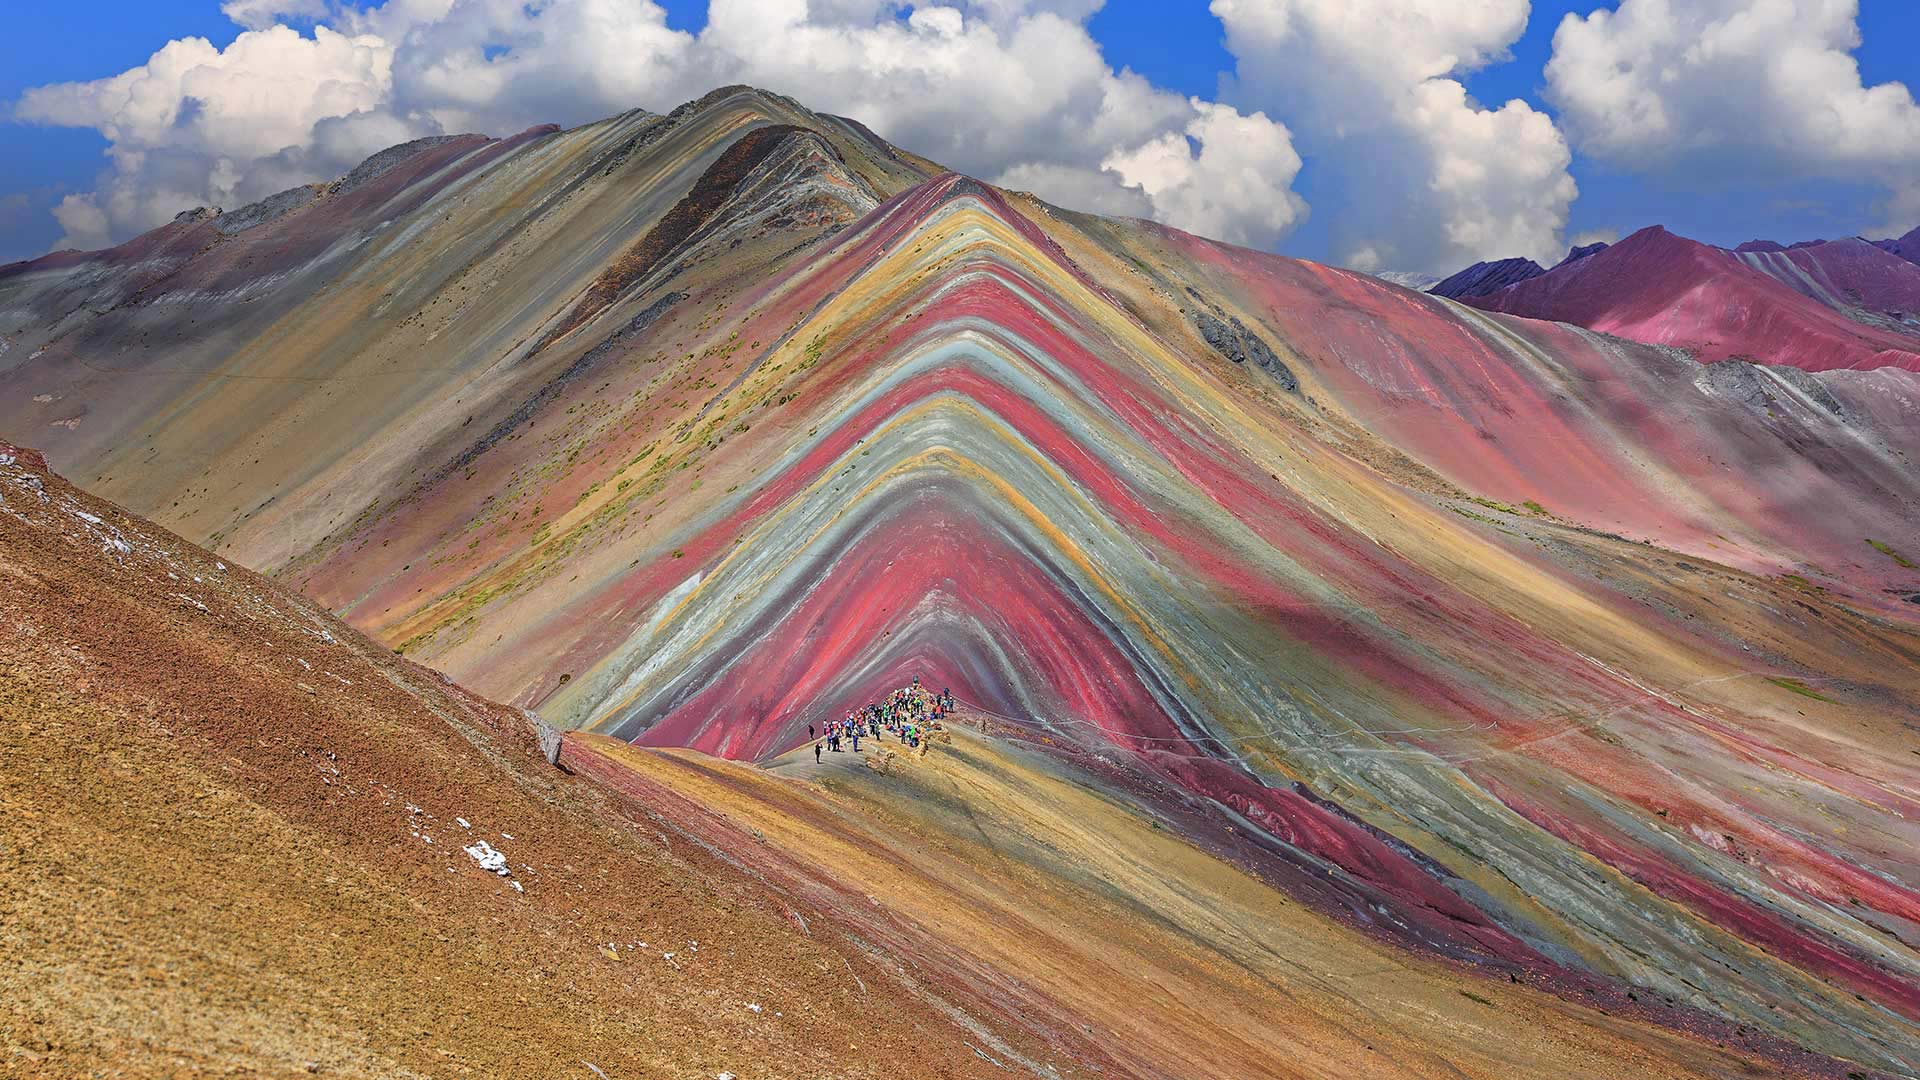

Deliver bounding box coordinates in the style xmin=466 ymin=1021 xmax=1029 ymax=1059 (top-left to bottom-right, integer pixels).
xmin=808 ymin=722 xmax=815 ymax=739
xmin=852 ymin=730 xmax=860 ymax=752
xmin=815 ymin=741 xmax=822 ymax=763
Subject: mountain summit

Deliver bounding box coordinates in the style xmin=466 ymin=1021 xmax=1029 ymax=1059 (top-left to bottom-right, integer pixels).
xmin=1440 ymin=224 xmax=1920 ymax=371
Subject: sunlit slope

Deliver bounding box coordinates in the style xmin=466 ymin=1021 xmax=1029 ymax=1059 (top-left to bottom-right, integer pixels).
xmin=4 ymin=87 xmax=1919 ymax=1075
xmin=568 ymin=725 xmax=1872 ymax=1080
xmin=290 ymin=166 xmax=1919 ymax=1069
xmin=311 ymin=171 xmax=1919 ymax=1071
xmin=0 ymin=86 xmax=935 ymax=568
xmin=0 ymin=442 xmax=1033 ymax=1078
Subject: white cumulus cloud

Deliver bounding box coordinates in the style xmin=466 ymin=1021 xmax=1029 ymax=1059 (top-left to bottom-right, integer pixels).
xmin=1546 ymin=0 xmax=1920 ymax=234
xmin=221 ymin=0 xmax=331 ymax=32
xmin=1211 ymin=0 xmax=1576 ymax=273
xmin=1102 ymin=100 xmax=1307 ymax=248
xmin=992 ymin=162 xmax=1156 ymax=220
xmin=16 ymin=24 xmax=398 ymax=248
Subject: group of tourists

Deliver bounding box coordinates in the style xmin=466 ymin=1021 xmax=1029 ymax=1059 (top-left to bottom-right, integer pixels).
xmin=811 ymin=675 xmax=956 ymax=763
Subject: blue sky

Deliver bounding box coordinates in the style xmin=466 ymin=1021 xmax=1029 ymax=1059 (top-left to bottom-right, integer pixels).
xmin=1085 ymin=0 xmax=1920 ymax=263
xmin=3 ymin=1 xmax=1917 ymax=267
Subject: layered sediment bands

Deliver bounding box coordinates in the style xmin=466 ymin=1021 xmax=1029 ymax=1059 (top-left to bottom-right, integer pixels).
xmin=0 ymin=442 xmax=1066 ymax=1078
xmin=1732 ymin=235 xmax=1920 ymax=337
xmin=508 ymin=176 xmax=1920 ymax=1069
xmin=0 ymin=86 xmax=929 ymax=567
xmin=565 ymin=727 xmax=1880 ymax=1080
xmin=530 ymin=122 xmax=874 ymax=354
xmin=5 ymin=88 xmax=1920 ymax=1075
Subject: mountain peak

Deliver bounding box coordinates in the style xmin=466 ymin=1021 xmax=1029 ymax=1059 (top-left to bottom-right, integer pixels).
xmin=1556 ymin=241 xmax=1610 ymax=267
xmin=1460 ymin=220 xmax=1920 ymax=371
xmin=1873 ymin=223 xmax=1920 ymax=266
xmin=1427 ymin=255 xmax=1546 ymax=299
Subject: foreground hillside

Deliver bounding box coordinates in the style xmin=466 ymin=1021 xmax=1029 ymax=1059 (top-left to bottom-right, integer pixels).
xmin=5 ymin=86 xmax=1920 ymax=1076
xmin=569 ymin=726 xmax=1901 ymax=1080
xmin=0 ymin=442 xmax=1884 ymax=1080
xmin=0 ymin=441 xmax=1042 ymax=1078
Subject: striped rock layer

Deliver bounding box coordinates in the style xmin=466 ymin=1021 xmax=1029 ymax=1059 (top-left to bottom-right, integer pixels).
xmin=4 ymin=87 xmax=1920 ymax=1075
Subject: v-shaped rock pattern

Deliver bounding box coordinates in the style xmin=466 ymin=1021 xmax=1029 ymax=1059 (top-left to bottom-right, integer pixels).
xmin=4 ymin=90 xmax=1920 ymax=1075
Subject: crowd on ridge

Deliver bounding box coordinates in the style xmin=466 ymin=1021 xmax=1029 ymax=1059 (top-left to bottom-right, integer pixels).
xmin=811 ymin=676 xmax=954 ymax=763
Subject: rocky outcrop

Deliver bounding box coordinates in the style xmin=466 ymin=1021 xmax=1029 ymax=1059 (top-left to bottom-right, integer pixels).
xmin=1556 ymin=241 xmax=1609 ymax=267
xmin=215 ymin=183 xmax=323 ymax=234
xmin=331 ymin=134 xmax=475 ymax=196
xmin=1370 ymin=269 xmax=1440 ymax=291
xmin=1691 ymin=357 xmax=1849 ymax=419
xmin=1193 ymin=309 xmax=1299 ymax=391
xmin=1427 ymin=256 xmax=1545 ymax=299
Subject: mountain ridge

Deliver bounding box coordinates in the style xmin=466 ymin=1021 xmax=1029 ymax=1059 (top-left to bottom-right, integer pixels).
xmin=1456 ymin=224 xmax=1920 ymax=372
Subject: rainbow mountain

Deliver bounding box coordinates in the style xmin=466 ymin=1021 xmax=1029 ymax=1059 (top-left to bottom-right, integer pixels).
xmin=5 ymin=86 xmax=1920 ymax=1077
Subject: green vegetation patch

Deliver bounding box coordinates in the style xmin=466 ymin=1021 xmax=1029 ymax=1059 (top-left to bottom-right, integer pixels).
xmin=1767 ymin=677 xmax=1836 ymax=704
xmin=1865 ymin=538 xmax=1917 ymax=569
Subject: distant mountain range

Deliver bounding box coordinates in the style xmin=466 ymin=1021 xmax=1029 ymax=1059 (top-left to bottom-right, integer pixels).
xmin=1414 ymin=224 xmax=1920 ymax=372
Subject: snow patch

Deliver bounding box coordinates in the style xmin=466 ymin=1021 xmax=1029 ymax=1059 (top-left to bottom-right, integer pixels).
xmin=463 ymin=839 xmax=511 ymax=876
xmin=69 ymin=506 xmax=133 ymax=556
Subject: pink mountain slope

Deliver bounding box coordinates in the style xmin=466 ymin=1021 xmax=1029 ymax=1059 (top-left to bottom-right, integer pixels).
xmin=1461 ymin=225 xmax=1920 ymax=372
xmin=1732 ymin=235 xmax=1920 ymax=337
xmin=1871 ymin=225 xmax=1920 ymax=266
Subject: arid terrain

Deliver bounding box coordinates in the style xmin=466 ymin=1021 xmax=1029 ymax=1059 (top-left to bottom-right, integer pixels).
xmin=1 ymin=442 xmax=1057 ymax=1078
xmin=4 ymin=84 xmax=1919 ymax=1078
xmin=3 ymin=439 xmax=1891 ymax=1079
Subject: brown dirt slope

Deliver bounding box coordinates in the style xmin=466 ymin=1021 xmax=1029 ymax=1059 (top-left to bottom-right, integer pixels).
xmin=566 ymin=727 xmax=1894 ymax=1080
xmin=0 ymin=441 xmax=1041 ymax=1080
